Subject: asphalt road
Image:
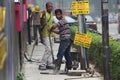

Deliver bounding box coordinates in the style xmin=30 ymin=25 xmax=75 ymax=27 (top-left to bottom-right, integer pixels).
xmin=97 ymin=23 xmax=120 ymax=39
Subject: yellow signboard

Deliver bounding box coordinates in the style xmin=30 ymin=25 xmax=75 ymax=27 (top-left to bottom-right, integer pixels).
xmin=0 ymin=37 xmax=7 ymax=69
xmin=0 ymin=6 xmax=6 ymax=70
xmin=74 ymin=32 xmax=92 ymax=48
xmin=71 ymin=0 xmax=90 ymax=15
xmin=0 ymin=7 xmax=6 ymax=32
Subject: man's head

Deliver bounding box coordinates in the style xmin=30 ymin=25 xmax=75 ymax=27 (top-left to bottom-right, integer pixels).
xmin=55 ymin=9 xmax=63 ymax=20
xmin=46 ymin=2 xmax=53 ymax=13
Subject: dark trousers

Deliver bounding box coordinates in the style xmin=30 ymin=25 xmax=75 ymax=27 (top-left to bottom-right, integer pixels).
xmin=57 ymin=38 xmax=72 ymax=69
xmin=33 ymin=25 xmax=43 ymax=44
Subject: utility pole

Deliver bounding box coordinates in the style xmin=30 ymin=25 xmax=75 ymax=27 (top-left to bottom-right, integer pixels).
xmin=101 ymin=0 xmax=110 ymax=80
xmin=77 ymin=15 xmax=86 ymax=70
xmin=76 ymin=0 xmax=86 ymax=70
xmin=117 ymin=0 xmax=120 ymax=33
xmin=75 ymin=0 xmax=89 ymax=70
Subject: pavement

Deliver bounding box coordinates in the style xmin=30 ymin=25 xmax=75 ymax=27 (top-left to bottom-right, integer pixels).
xmin=22 ymin=42 xmax=103 ymax=80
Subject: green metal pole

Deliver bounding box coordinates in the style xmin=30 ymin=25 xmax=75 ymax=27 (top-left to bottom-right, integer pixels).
xmin=77 ymin=15 xmax=86 ymax=70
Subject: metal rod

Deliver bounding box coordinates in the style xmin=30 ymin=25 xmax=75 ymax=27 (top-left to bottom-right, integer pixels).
xmin=101 ymin=0 xmax=110 ymax=80
xmin=77 ymin=15 xmax=86 ymax=70
xmin=27 ymin=8 xmax=31 ymax=44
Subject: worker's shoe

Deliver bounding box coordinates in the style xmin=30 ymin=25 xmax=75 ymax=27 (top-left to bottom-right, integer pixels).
xmin=38 ymin=65 xmax=46 ymax=70
xmin=53 ymin=65 xmax=60 ymax=75
xmin=46 ymin=65 xmax=55 ymax=69
xmin=65 ymin=68 xmax=71 ymax=74
xmin=53 ymin=60 xmax=61 ymax=75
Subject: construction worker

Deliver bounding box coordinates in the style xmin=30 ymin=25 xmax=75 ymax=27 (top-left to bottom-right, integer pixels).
xmin=50 ymin=9 xmax=72 ymax=74
xmin=39 ymin=2 xmax=55 ymax=70
xmin=31 ymin=5 xmax=41 ymax=45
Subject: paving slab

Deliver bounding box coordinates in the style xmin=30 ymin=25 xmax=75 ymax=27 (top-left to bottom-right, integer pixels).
xmin=23 ymin=43 xmax=103 ymax=80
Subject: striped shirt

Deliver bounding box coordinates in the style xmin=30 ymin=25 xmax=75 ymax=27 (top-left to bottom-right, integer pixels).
xmin=57 ymin=18 xmax=71 ymax=40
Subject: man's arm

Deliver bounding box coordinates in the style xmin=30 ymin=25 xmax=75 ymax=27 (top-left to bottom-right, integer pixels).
xmin=52 ymin=30 xmax=59 ymax=34
xmin=40 ymin=11 xmax=46 ymax=19
xmin=50 ymin=23 xmax=58 ymax=32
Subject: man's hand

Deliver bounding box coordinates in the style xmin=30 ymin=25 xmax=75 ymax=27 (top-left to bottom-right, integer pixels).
xmin=48 ymin=28 xmax=51 ymax=34
xmin=49 ymin=24 xmax=58 ymax=33
xmin=42 ymin=11 xmax=46 ymax=16
xmin=52 ymin=30 xmax=59 ymax=34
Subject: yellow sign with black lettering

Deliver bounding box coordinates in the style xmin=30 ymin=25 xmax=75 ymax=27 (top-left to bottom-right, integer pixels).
xmin=0 ymin=7 xmax=6 ymax=32
xmin=0 ymin=6 xmax=6 ymax=70
xmin=74 ymin=32 xmax=92 ymax=48
xmin=0 ymin=37 xmax=7 ymax=69
xmin=71 ymin=0 xmax=90 ymax=15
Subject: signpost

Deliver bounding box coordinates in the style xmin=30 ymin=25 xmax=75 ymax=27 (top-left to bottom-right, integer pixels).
xmin=71 ymin=0 xmax=90 ymax=69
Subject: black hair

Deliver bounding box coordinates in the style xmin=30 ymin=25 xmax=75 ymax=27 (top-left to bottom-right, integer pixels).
xmin=55 ymin=9 xmax=62 ymax=15
xmin=46 ymin=2 xmax=52 ymax=7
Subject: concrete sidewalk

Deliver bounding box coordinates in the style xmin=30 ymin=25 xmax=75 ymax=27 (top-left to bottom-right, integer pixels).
xmin=23 ymin=42 xmax=103 ymax=80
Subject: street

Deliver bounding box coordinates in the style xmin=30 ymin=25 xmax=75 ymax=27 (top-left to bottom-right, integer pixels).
xmin=97 ymin=23 xmax=120 ymax=39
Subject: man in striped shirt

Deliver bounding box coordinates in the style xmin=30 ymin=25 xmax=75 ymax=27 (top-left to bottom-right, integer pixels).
xmin=50 ymin=9 xmax=72 ymax=74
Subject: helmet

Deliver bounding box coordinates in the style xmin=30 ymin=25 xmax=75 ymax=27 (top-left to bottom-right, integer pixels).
xmin=35 ymin=5 xmax=40 ymax=12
